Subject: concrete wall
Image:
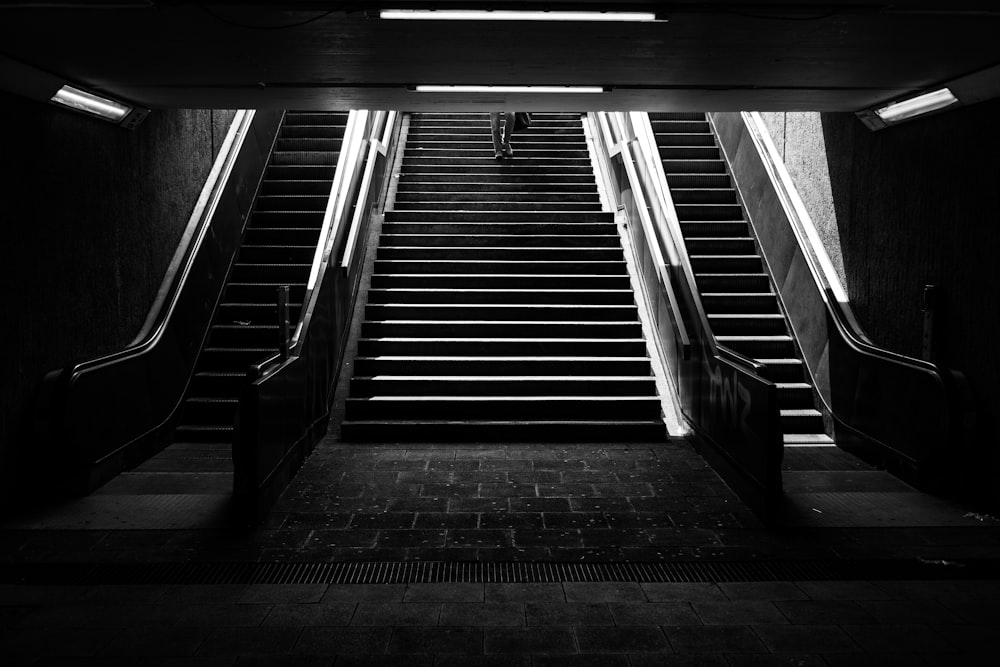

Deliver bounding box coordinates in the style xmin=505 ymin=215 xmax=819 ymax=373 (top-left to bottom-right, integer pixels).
xmin=761 ymin=102 xmax=1000 ymax=504
xmin=0 ymin=90 xmax=235 ymax=497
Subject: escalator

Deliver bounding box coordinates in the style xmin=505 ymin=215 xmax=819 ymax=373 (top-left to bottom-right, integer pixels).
xmin=648 ymin=112 xmax=831 ymax=448
xmin=174 ymin=111 xmax=349 ymax=444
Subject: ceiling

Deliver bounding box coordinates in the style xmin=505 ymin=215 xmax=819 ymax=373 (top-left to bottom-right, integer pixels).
xmin=1 ymin=1 xmax=1000 ymax=113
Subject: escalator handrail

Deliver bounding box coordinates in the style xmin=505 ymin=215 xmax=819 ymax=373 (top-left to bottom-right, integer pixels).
xmin=61 ymin=110 xmax=256 ymax=376
xmin=739 ymin=110 xmax=948 ymax=380
xmin=251 ymin=109 xmax=390 ymax=379
xmin=341 ymin=110 xmax=397 ymax=272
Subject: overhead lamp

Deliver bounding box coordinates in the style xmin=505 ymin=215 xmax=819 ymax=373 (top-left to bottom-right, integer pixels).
xmin=414 ymin=85 xmax=607 ymax=94
xmin=857 ymin=87 xmax=959 ymax=131
xmin=380 ymin=9 xmax=659 ymax=22
xmin=50 ymin=85 xmax=149 ymax=128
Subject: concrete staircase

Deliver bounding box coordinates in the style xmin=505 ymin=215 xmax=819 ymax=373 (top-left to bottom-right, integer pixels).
xmin=649 ymin=112 xmax=831 ymax=448
xmin=341 ymin=112 xmax=665 ymax=442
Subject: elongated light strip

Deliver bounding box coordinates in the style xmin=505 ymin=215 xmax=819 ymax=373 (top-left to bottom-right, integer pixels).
xmin=415 ymin=85 xmax=606 ymax=94
xmin=51 ymin=85 xmax=131 ymax=121
xmin=876 ymin=87 xmax=958 ymax=123
xmin=380 ymin=9 xmax=658 ymax=22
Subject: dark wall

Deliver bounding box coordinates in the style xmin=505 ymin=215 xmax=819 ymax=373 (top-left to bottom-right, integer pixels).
xmin=820 ymin=100 xmax=1000 ymax=503
xmin=1 ymin=90 xmax=235 ymax=493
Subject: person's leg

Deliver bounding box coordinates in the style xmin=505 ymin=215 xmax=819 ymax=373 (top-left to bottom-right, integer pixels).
xmin=489 ymin=112 xmax=504 ymax=159
xmin=501 ymin=112 xmax=515 ymax=157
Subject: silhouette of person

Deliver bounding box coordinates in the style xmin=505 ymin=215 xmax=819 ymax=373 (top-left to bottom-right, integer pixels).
xmin=490 ymin=111 xmax=515 ymax=159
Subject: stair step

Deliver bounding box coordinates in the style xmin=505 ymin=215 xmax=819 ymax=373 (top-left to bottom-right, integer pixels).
xmin=659 ymin=146 xmax=722 ymax=160
xmin=229 ymin=262 xmax=312 ymax=281
xmin=361 ymin=320 xmax=643 ymax=338
xmin=671 ymin=189 xmax=738 ymax=205
xmin=373 ymin=260 xmax=628 ymax=275
xmin=717 ymin=336 xmax=795 ymax=359
xmin=253 ymin=194 xmax=331 ymax=211
xmin=708 ymin=313 xmax=787 ymax=335
xmin=370 ymin=273 xmax=631 ymax=289
xmin=345 ymin=396 xmax=662 ymax=420
xmin=701 ymin=293 xmax=779 ymax=313
xmin=366 ymin=288 xmax=635 ymax=305
xmin=260 ymin=180 xmax=333 ymax=196
xmin=353 ymin=356 xmax=653 ymax=376
xmin=661 ymin=159 xmax=727 ymax=174
xmin=399 ymin=172 xmax=595 ymax=183
xmin=271 ymin=150 xmax=338 ymax=166
xmin=274 ymin=137 xmax=343 ymax=152
xmin=376 ymin=247 xmax=623 ymax=261
xmin=666 ymin=173 xmax=732 ymax=188
xmin=396 ymin=182 xmax=597 ymax=193
xmin=365 ymin=303 xmax=638 ymax=321
xmin=681 ymin=221 xmax=749 ymax=237
xmin=675 ymin=203 xmax=745 ymax=221
xmin=394 ymin=192 xmax=600 ymax=204
xmin=783 ymin=433 xmax=836 ymax=446
xmin=244 ymin=228 xmax=323 ymax=245
xmin=265 ymin=165 xmax=336 ymax=181
xmin=189 ymin=372 xmax=247 ymax=396
xmin=384 ymin=211 xmax=613 ymax=223
xmin=649 ymin=120 xmax=710 ymax=133
xmin=690 ymin=255 xmax=764 ymax=273
xmin=685 ymin=237 xmax=756 ymax=254
xmin=695 ymin=273 xmax=771 ymax=292
xmin=757 ymin=359 xmax=807 ymax=383
xmin=356 ymin=337 xmax=649 ymax=356
xmin=173 ymin=424 xmax=235 ymax=444
xmin=279 ymin=125 xmax=345 ymax=139
xmin=379 ymin=234 xmax=620 ymax=248
xmin=350 ymin=376 xmax=656 ymax=397
xmin=381 ymin=222 xmax=616 ymax=235
xmin=776 ymin=382 xmax=816 ymax=409
xmin=393 ymin=201 xmax=601 ymax=212
xmin=781 ymin=408 xmax=826 ymax=434
xmin=225 ymin=283 xmax=307 ymax=303
xmin=182 ymin=397 xmax=239 ymax=423
xmin=340 ymin=420 xmax=666 ymax=442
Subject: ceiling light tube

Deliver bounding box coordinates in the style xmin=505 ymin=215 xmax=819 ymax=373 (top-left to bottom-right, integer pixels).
xmin=875 ymin=87 xmax=959 ymax=123
xmin=414 ymin=85 xmax=606 ymax=94
xmin=51 ymin=85 xmax=131 ymax=122
xmin=380 ymin=9 xmax=658 ymax=22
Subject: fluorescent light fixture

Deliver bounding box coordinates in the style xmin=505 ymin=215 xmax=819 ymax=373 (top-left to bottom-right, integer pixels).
xmin=51 ymin=85 xmax=131 ymax=122
xmin=380 ymin=9 xmax=658 ymax=22
xmin=876 ymin=87 xmax=958 ymax=123
xmin=415 ymin=85 xmax=606 ymax=94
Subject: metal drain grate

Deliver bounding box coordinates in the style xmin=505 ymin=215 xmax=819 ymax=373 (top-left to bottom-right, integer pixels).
xmin=3 ymin=559 xmax=997 ymax=585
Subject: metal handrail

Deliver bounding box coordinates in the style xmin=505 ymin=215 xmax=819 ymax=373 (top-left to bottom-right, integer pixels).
xmin=72 ymin=110 xmax=255 ymax=371
xmin=341 ymin=109 xmax=397 ymax=272
xmin=739 ymin=111 xmax=944 ymax=376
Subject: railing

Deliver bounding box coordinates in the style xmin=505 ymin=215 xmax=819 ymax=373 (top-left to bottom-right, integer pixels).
xmin=32 ymin=110 xmax=284 ymax=493
xmin=234 ymin=110 xmax=399 ymax=524
xmin=710 ymin=111 xmax=974 ymax=487
xmin=587 ymin=112 xmax=783 ymax=513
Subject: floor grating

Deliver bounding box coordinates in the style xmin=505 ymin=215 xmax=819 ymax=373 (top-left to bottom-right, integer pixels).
xmin=2 ymin=558 xmax=997 ymax=586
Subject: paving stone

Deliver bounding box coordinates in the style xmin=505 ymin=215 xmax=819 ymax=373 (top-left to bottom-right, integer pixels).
xmin=525 ymin=602 xmax=613 ymax=626
xmin=439 ymin=603 xmax=525 ymax=626
xmin=562 ymin=582 xmax=646 ymax=603
xmin=172 ymin=603 xmax=274 ymax=627
xmin=449 ymin=498 xmax=509 ymax=513
xmin=608 ymin=602 xmax=701 ymax=625
xmin=375 ymin=530 xmax=447 ymax=549
xmin=421 ymin=483 xmax=480 ymax=497
xmin=18 ymin=603 xmax=183 ymax=629
xmin=484 ymin=627 xmax=577 ymax=654
xmin=100 ymin=626 xmax=210 ymax=656
xmin=576 ymin=625 xmax=671 ymax=652
xmin=427 ymin=460 xmax=481 ymax=472
xmin=535 ymin=656 xmax=629 ymax=667
xmin=628 ymin=655 xmax=728 ymax=667
xmin=404 ymin=547 xmax=480 ymax=561
xmin=239 ymin=584 xmax=328 ymax=604
xmin=447 ymin=529 xmax=513 ymax=548
xmin=158 ymin=585 xmax=249 ymax=605
xmin=261 ymin=603 xmax=356 ymax=626
xmin=542 ymin=513 xmax=609 ymax=529
xmin=647 ymin=527 xmax=722 ymax=545
xmin=693 ymin=601 xmax=788 ymax=625
xmin=718 ymin=582 xmax=808 ymax=601
xmin=641 ymin=582 xmax=729 ymax=602
xmin=304 ymin=530 xmax=379 ymax=549
xmin=604 ymin=513 xmax=675 ymax=529
xmin=433 ymin=656 xmax=529 ymax=667
xmin=662 ymin=625 xmax=766 ymax=653
xmin=334 ymin=656 xmax=433 ymax=667
xmin=386 ymin=497 xmax=449 ymax=513
xmin=480 ymin=483 xmax=537 ymax=497
xmin=773 ymin=600 xmax=878 ymax=625
xmin=939 ymin=597 xmax=1000 ymax=623
xmin=857 ymin=599 xmax=964 ymax=625
xmin=403 ymin=583 xmax=484 ymax=603
xmin=387 ymin=626 xmax=483 ymax=654
xmin=506 ymin=471 xmax=562 ymax=484
xmin=580 ymin=529 xmax=650 ymax=547
xmin=323 ymin=585 xmax=406 ymax=603
xmin=841 ymin=624 xmax=951 ymax=652
xmin=794 ymin=581 xmax=889 ymax=601
xmin=293 ymin=627 xmax=391 ymax=655
xmin=508 ymin=498 xmax=571 ymax=513
xmin=478 ymin=513 xmax=544 ymax=530
xmin=485 ymin=583 xmax=566 ymax=603
xmin=77 ymin=584 xmax=169 ymax=604
xmin=931 ymin=623 xmax=1000 ymax=652
xmin=352 ymin=603 xmax=441 ymax=626
xmin=724 ymin=655 xmax=827 ymax=666
xmin=512 ymin=529 xmax=582 ymax=547
xmin=197 ymin=627 xmax=300 ymax=657
xmin=413 ymin=513 xmax=478 ymax=529
xmin=568 ymin=498 xmax=633 ymax=512
xmin=1 ymin=626 xmax=119 ymax=657
xmin=475 ymin=547 xmax=553 ymax=561
xmin=350 ymin=514 xmax=417 ymax=530
xmin=753 ymin=624 xmax=859 ymax=653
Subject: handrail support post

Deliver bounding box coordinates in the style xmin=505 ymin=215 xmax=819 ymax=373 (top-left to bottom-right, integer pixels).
xmin=277 ymin=285 xmax=290 ymax=361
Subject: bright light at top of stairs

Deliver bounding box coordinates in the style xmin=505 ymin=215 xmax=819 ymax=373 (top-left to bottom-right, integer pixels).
xmin=50 ymin=85 xmax=131 ymax=121
xmin=876 ymin=88 xmax=958 ymax=123
xmin=380 ymin=9 xmax=659 ymax=22
xmin=414 ymin=85 xmax=606 ymax=94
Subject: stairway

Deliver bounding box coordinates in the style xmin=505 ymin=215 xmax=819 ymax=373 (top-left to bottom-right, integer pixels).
xmin=173 ymin=111 xmax=349 ymax=444
xmin=341 ymin=112 xmax=665 ymax=442
xmin=649 ymin=112 xmax=832 ymax=447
